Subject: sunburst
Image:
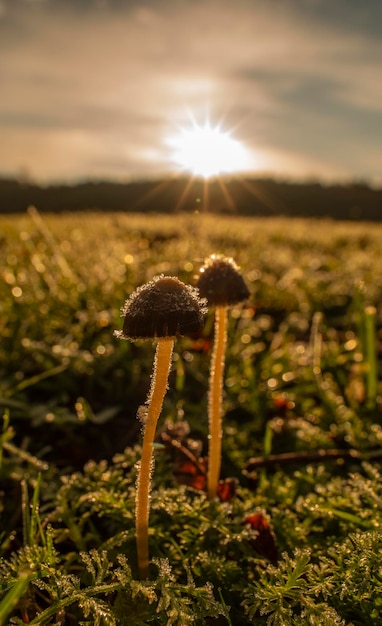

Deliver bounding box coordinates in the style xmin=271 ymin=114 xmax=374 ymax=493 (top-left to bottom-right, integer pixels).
xmin=167 ymin=121 xmax=252 ymax=179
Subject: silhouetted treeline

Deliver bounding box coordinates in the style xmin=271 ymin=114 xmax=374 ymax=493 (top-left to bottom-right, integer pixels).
xmin=0 ymin=176 xmax=381 ymax=220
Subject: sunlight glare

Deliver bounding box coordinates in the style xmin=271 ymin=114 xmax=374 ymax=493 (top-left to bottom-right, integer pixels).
xmin=167 ymin=122 xmax=252 ymax=179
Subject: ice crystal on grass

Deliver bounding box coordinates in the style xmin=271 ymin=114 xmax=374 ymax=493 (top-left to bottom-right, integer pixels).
xmin=153 ymin=557 xmax=226 ymax=626
xmin=243 ymin=531 xmax=382 ymax=625
xmin=81 ymin=549 xmax=114 ymax=586
xmin=243 ymin=548 xmax=311 ymax=622
xmin=324 ymin=530 xmax=382 ymax=623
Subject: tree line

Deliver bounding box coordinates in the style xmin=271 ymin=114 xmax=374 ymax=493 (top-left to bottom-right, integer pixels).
xmin=0 ymin=176 xmax=381 ymax=221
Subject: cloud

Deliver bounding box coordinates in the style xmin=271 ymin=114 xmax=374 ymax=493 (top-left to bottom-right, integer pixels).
xmin=0 ymin=0 xmax=381 ymax=182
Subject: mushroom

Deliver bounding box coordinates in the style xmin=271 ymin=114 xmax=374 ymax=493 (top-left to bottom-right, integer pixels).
xmin=197 ymin=255 xmax=249 ymax=499
xmin=115 ymin=274 xmax=206 ymax=579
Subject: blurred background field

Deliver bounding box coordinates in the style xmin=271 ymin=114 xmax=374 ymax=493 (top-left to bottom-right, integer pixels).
xmin=2 ymin=209 xmax=382 ymax=470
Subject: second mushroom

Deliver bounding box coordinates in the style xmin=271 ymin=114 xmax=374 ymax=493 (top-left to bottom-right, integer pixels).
xmin=197 ymin=255 xmax=250 ymax=499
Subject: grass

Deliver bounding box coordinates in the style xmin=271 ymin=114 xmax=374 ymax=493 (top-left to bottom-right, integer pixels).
xmin=1 ymin=209 xmax=382 ymax=624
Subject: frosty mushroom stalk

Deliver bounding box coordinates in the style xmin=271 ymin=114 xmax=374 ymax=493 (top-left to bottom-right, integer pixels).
xmin=197 ymin=255 xmax=249 ymax=499
xmin=115 ymin=275 xmax=206 ymax=579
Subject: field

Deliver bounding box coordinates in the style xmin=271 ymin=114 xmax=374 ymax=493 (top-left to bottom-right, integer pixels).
xmin=1 ymin=209 xmax=382 ymax=625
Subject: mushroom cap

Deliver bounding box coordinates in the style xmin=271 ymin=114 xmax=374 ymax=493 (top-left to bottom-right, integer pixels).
xmin=116 ymin=275 xmax=207 ymax=340
xmin=197 ymin=254 xmax=250 ymax=306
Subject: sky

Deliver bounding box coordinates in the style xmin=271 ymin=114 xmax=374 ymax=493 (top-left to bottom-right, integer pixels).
xmin=1 ymin=0 xmax=382 ymax=185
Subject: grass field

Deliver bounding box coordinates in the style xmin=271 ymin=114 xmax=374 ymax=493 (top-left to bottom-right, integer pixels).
xmin=1 ymin=209 xmax=382 ymax=624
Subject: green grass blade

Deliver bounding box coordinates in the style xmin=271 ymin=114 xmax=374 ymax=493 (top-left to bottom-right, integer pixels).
xmin=364 ymin=305 xmax=378 ymax=409
xmin=0 ymin=571 xmax=32 ymax=625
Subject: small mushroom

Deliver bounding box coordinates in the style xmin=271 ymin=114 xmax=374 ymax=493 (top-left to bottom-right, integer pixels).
xmin=115 ymin=274 xmax=206 ymax=579
xmin=197 ymin=255 xmax=249 ymax=499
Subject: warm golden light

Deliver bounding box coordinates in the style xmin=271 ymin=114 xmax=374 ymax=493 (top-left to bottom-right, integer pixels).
xmin=167 ymin=121 xmax=252 ymax=179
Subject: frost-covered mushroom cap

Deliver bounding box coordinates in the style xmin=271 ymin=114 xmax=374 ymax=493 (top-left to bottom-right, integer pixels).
xmin=197 ymin=254 xmax=250 ymax=306
xmin=116 ymin=275 xmax=207 ymax=340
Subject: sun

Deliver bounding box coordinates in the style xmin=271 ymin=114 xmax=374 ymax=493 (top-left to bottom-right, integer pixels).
xmin=167 ymin=121 xmax=252 ymax=179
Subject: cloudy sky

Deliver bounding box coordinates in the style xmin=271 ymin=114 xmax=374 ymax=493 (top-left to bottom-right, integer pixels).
xmin=1 ymin=0 xmax=382 ymax=184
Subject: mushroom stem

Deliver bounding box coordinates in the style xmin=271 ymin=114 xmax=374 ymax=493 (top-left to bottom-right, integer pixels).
xmin=136 ymin=336 xmax=174 ymax=579
xmin=207 ymin=305 xmax=228 ymax=499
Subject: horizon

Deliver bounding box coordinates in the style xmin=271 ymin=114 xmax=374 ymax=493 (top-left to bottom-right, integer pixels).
xmin=2 ymin=172 xmax=381 ymax=190
xmin=1 ymin=1 xmax=382 ymax=188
